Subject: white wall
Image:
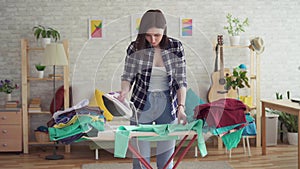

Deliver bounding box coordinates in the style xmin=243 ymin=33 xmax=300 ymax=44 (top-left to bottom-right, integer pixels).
xmin=1 ymin=0 xmax=300 ymax=107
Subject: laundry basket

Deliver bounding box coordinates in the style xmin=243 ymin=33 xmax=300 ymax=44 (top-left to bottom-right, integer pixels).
xmin=35 ymin=131 xmax=50 ymax=142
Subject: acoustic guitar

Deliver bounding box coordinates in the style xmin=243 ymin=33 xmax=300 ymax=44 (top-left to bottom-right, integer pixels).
xmin=207 ymin=35 xmax=237 ymax=102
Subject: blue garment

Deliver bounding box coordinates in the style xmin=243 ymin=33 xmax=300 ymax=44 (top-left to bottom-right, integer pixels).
xmin=242 ymin=113 xmax=257 ymax=136
xmin=121 ymin=38 xmax=187 ymax=120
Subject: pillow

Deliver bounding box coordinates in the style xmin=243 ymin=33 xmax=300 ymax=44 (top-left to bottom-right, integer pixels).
xmin=185 ymin=88 xmax=205 ymax=123
xmin=89 ymin=89 xmax=114 ymax=121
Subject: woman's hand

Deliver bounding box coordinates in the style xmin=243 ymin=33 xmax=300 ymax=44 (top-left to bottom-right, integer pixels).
xmin=118 ymin=81 xmax=131 ymax=102
xmin=117 ymin=90 xmax=128 ymax=102
xmin=177 ymin=106 xmax=187 ymax=125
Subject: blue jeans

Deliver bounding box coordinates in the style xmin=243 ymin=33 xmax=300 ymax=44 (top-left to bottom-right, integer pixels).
xmin=131 ymin=90 xmax=176 ymax=169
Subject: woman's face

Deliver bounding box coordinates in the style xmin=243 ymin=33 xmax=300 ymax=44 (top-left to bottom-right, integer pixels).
xmin=145 ymin=27 xmax=164 ymax=47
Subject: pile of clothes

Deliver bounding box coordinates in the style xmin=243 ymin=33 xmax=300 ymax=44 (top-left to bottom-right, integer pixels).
xmin=47 ymin=99 xmax=105 ymax=144
xmin=194 ymin=98 xmax=254 ymax=150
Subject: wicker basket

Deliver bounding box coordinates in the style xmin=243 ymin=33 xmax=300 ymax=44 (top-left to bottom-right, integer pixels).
xmin=34 ymin=131 xmax=50 ymax=142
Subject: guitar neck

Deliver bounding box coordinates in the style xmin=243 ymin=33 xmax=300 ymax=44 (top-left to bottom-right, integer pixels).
xmin=214 ymin=44 xmax=219 ymax=72
xmin=219 ymin=44 xmax=224 ymax=79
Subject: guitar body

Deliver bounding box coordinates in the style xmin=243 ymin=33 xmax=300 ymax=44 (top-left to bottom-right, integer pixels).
xmin=207 ymin=35 xmax=238 ymax=102
xmin=208 ymin=68 xmax=238 ymax=102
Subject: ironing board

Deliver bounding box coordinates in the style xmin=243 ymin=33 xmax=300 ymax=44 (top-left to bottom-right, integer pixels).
xmin=87 ymin=130 xmax=199 ymax=169
xmin=86 ymin=119 xmax=207 ymax=169
xmin=127 ymin=131 xmax=198 ymax=169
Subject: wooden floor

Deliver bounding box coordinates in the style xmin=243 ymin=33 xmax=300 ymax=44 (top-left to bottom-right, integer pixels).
xmin=0 ymin=143 xmax=297 ymax=169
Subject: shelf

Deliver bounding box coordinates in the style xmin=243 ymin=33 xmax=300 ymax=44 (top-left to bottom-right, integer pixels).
xmin=250 ymin=75 xmax=256 ymax=79
xmin=213 ymin=38 xmax=261 ymax=149
xmin=28 ymin=111 xmax=51 ymax=115
xmin=249 ymin=105 xmax=257 ymax=110
xmin=28 ymin=47 xmax=44 ymax=51
xmin=223 ymin=45 xmax=250 ymax=49
xmin=21 ymin=38 xmax=70 ymax=154
xmin=27 ymin=77 xmax=63 ymax=81
xmin=29 ymin=141 xmax=54 ymax=145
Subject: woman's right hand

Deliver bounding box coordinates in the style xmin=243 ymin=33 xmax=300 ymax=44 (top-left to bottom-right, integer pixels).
xmin=117 ymin=90 xmax=128 ymax=102
xmin=118 ymin=81 xmax=131 ymax=102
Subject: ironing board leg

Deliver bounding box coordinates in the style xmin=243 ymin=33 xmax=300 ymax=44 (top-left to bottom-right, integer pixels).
xmin=172 ymin=134 xmax=197 ymax=169
xmin=128 ymin=134 xmax=198 ymax=169
xmin=128 ymin=143 xmax=153 ymax=169
xmin=163 ymin=135 xmax=189 ymax=169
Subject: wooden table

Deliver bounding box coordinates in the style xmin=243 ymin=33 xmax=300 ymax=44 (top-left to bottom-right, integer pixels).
xmin=261 ymin=99 xmax=300 ymax=169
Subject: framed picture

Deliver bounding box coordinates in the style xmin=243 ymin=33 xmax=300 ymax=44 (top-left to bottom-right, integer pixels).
xmin=180 ymin=18 xmax=193 ymax=37
xmin=89 ymin=18 xmax=104 ymax=39
xmin=131 ymin=14 xmax=142 ymax=40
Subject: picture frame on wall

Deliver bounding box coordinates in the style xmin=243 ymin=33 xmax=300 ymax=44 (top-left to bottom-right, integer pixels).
xmin=89 ymin=18 xmax=104 ymax=39
xmin=180 ymin=18 xmax=193 ymax=37
xmin=130 ymin=14 xmax=142 ymax=41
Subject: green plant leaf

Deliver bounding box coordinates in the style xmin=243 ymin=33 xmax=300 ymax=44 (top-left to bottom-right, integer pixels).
xmin=272 ymin=92 xmax=298 ymax=132
xmin=32 ymin=25 xmax=60 ymax=41
xmin=224 ymin=13 xmax=249 ymax=36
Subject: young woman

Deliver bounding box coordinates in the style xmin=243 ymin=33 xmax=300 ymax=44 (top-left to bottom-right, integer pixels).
xmin=118 ymin=9 xmax=187 ymax=169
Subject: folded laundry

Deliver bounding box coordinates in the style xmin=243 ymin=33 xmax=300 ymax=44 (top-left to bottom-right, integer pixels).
xmin=48 ymin=114 xmax=105 ymax=144
xmin=48 ymin=100 xmax=105 ymax=144
xmin=53 ymin=99 xmax=89 ymax=120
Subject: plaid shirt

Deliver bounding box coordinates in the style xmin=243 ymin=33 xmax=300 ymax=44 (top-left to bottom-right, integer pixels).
xmin=121 ymin=38 xmax=187 ymax=119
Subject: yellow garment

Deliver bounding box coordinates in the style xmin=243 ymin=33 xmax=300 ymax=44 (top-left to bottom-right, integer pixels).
xmin=53 ymin=114 xmax=105 ymax=128
xmin=53 ymin=115 xmax=78 ymax=128
xmin=89 ymin=89 xmax=114 ymax=121
xmin=239 ymin=95 xmax=253 ymax=107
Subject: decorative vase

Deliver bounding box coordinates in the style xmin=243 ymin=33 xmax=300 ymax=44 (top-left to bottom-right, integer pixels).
xmin=229 ymin=36 xmax=240 ymax=46
xmin=42 ymin=38 xmax=51 ymax=48
xmin=38 ymin=71 xmax=44 ymax=78
xmin=287 ymin=132 xmax=298 ymax=145
xmin=6 ymin=93 xmax=11 ymax=101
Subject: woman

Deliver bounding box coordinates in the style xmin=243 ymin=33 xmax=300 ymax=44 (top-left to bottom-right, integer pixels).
xmin=118 ymin=9 xmax=187 ymax=169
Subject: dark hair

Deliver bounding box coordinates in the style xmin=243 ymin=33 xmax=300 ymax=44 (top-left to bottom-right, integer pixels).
xmin=135 ymin=9 xmax=169 ymax=50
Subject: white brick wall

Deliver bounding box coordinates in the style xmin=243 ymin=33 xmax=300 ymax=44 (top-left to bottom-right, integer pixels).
xmin=1 ymin=0 xmax=300 ymax=106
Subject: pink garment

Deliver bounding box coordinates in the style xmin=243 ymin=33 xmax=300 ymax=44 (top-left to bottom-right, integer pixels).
xmin=194 ymin=98 xmax=246 ymax=128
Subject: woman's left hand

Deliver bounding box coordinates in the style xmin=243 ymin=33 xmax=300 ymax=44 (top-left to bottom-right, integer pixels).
xmin=177 ymin=106 xmax=187 ymax=125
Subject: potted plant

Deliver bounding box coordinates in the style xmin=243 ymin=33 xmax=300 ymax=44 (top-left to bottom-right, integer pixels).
xmin=268 ymin=92 xmax=298 ymax=145
xmin=32 ymin=25 xmax=61 ymax=48
xmin=225 ymin=64 xmax=250 ymax=98
xmin=223 ymin=13 xmax=249 ymax=46
xmin=35 ymin=63 xmax=46 ymax=78
xmin=0 ymin=79 xmax=18 ymax=101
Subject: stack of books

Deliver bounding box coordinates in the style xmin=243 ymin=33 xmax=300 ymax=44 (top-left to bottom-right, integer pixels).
xmin=48 ymin=74 xmax=63 ymax=78
xmin=5 ymin=100 xmax=19 ymax=108
xmin=28 ymin=98 xmax=42 ymax=113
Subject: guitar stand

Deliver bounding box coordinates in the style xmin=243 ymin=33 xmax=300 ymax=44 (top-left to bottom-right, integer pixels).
xmin=127 ymin=134 xmax=198 ymax=169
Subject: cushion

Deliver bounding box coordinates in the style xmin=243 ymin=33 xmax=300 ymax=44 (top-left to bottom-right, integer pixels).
xmin=185 ymin=88 xmax=205 ymax=123
xmin=89 ymin=89 xmax=114 ymax=121
xmin=50 ymin=85 xmax=72 ymax=115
